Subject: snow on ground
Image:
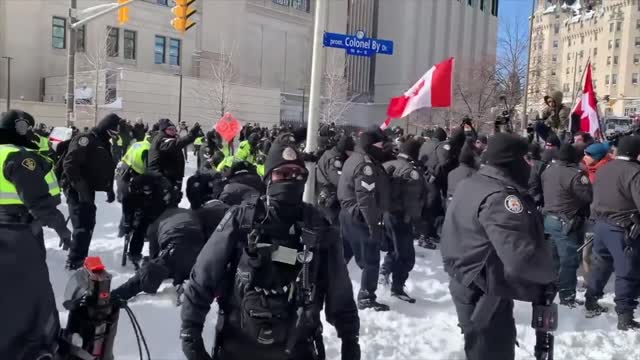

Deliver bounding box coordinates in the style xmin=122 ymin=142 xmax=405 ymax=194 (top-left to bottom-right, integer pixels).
xmin=43 ymin=161 xmax=640 ymax=359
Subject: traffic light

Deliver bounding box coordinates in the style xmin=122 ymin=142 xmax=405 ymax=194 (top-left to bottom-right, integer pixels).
xmin=171 ymin=0 xmax=196 ymax=33
xmin=118 ymin=0 xmax=129 ymax=25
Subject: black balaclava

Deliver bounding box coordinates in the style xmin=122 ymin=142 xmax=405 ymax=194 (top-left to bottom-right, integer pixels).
xmin=484 ymin=133 xmax=530 ymax=188
xmin=0 ymin=110 xmax=38 ymax=149
xmin=433 ymin=127 xmax=447 ymax=142
xmin=556 ymin=144 xmax=580 ymax=164
xmin=248 ymin=133 xmax=260 ymax=147
xmin=336 ymin=135 xmax=355 ymax=155
xmin=458 ymin=139 xmax=479 ymax=168
xmin=399 ymin=138 xmax=421 ymax=161
xmin=617 ymin=136 xmax=640 ymax=160
xmin=94 ymin=113 xmax=122 ymax=141
xmin=359 ymin=127 xmax=386 ymax=162
xmin=263 ymin=141 xmax=307 ymax=222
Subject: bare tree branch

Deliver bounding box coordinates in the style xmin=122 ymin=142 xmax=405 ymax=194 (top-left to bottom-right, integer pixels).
xmin=320 ymin=51 xmax=359 ymax=125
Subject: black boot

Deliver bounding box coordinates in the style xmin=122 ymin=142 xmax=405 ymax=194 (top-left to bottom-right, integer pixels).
xmin=127 ymin=253 xmax=143 ymax=271
xmin=378 ymin=273 xmax=390 ymax=286
xmin=391 ymin=288 xmax=416 ymax=304
xmin=618 ymin=312 xmax=640 ymax=331
xmin=585 ymin=298 xmax=608 ymax=318
xmin=418 ymin=236 xmax=437 ymax=250
xmin=357 ymin=291 xmax=390 ymax=311
xmin=559 ymin=293 xmax=584 ymax=308
xmin=65 ymin=258 xmax=84 ymax=271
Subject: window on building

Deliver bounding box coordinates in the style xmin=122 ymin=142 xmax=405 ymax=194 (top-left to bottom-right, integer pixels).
xmin=592 ymin=64 xmax=596 ymax=72
xmin=580 ymin=50 xmax=584 ymax=59
xmin=157 ymin=0 xmax=168 ymax=5
xmin=568 ymin=39 xmax=571 ymax=47
xmin=169 ymin=38 xmax=181 ymax=66
xmin=617 ymin=22 xmax=622 ymax=31
xmin=480 ymin=0 xmax=485 ymax=11
xmin=124 ymin=30 xmax=136 ymax=60
xmin=633 ymin=73 xmax=639 ymax=85
xmin=635 ymin=54 xmax=640 ymax=64
xmin=607 ymin=56 xmax=612 ymax=65
xmin=614 ymin=56 xmax=619 ymax=65
xmin=612 ymin=74 xmax=618 ymax=85
xmin=608 ymin=40 xmax=613 ymax=49
xmin=636 ymin=37 xmax=640 ymax=47
xmin=552 ymin=55 xmax=557 ymax=63
xmin=568 ymin=53 xmax=572 ymax=61
xmin=154 ymin=35 xmax=166 ymax=64
xmin=566 ymin=67 xmax=570 ymax=75
xmin=595 ymin=33 xmax=598 ymax=41
xmin=605 ymin=75 xmax=610 ymax=85
xmin=615 ymin=39 xmax=621 ymax=48
xmin=491 ymin=0 xmax=498 ymax=16
xmin=594 ymin=47 xmax=597 ymax=56
xmin=610 ymin=22 xmax=614 ymax=32
xmin=637 ymin=19 xmax=640 ymax=29
xmin=581 ymin=36 xmax=585 ymax=44
xmin=593 ymin=79 xmax=597 ymax=88
xmin=563 ymin=83 xmax=570 ymax=92
xmin=52 ymin=17 xmax=66 ymax=49
xmin=76 ymin=25 xmax=86 ymax=52
xmin=553 ymin=40 xmax=558 ymax=48
xmin=107 ymin=26 xmax=119 ymax=57
xmin=551 ymin=69 xmax=557 ymax=76
xmin=554 ymin=24 xmax=560 ymax=34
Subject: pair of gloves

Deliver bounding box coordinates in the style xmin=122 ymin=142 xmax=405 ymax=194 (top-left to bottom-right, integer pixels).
xmin=180 ymin=329 xmax=361 ymax=360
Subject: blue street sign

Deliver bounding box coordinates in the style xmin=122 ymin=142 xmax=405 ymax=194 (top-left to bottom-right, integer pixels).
xmin=323 ymin=30 xmax=394 ymax=57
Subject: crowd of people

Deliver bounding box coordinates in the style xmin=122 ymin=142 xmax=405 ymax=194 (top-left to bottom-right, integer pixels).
xmin=1 ymin=99 xmax=640 ymax=360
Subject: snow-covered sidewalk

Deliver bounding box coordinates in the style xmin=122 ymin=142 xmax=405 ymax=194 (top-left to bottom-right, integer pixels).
xmin=43 ymin=166 xmax=640 ymax=360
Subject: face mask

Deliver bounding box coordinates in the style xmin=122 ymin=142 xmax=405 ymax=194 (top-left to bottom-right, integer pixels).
xmin=267 ymin=180 xmax=305 ymax=219
xmin=506 ymin=158 xmax=531 ymax=188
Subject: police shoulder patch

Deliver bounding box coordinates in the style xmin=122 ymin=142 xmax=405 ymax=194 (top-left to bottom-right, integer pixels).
xmin=410 ymin=169 xmax=419 ymax=180
xmin=21 ymin=158 xmax=36 ymax=171
xmin=504 ymin=195 xmax=524 ymax=214
xmin=443 ymin=144 xmax=451 ymax=151
xmin=362 ymin=165 xmax=373 ymax=176
xmin=580 ymin=175 xmax=590 ymax=185
xmin=282 ymin=147 xmax=298 ymax=161
xmin=78 ymin=136 xmax=89 ymax=147
xmin=333 ymin=159 xmax=343 ymax=169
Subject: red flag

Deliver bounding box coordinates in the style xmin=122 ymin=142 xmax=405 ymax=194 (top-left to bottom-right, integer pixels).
xmin=215 ymin=112 xmax=241 ymax=143
xmin=382 ymin=57 xmax=454 ymax=129
xmin=572 ymin=62 xmax=600 ymax=138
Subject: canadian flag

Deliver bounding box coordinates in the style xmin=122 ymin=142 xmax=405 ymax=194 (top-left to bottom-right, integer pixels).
xmin=572 ymin=62 xmax=601 ymax=138
xmin=381 ymin=57 xmax=454 ymax=130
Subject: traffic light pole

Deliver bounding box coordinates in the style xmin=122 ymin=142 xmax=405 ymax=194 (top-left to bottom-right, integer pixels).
xmin=302 ymin=0 xmax=328 ymax=204
xmin=2 ymin=56 xmax=12 ymax=113
xmin=65 ymin=0 xmax=77 ymax=127
xmin=178 ymin=73 xmax=183 ymax=123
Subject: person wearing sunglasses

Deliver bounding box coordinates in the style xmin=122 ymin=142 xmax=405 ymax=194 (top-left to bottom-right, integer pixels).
xmin=180 ymin=140 xmax=360 ymax=360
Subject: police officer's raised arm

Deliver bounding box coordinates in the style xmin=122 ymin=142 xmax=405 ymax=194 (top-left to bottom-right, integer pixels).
xmin=479 ymin=191 xmax=556 ymax=285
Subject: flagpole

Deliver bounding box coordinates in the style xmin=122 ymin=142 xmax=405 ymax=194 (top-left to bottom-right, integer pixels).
xmin=569 ymin=56 xmax=591 ymax=134
xmin=522 ymin=0 xmax=536 ymax=135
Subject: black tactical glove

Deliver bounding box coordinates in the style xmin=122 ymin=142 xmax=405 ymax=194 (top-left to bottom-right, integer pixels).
xmin=106 ymin=190 xmax=116 ymax=203
xmin=180 ymin=329 xmax=212 ymax=360
xmin=341 ymin=337 xmax=361 ymax=360
xmin=56 ymin=225 xmax=72 ymax=250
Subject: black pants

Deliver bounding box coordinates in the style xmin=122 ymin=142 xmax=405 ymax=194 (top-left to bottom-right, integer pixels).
xmin=340 ymin=209 xmax=380 ymax=300
xmin=0 ymin=223 xmax=60 ymax=359
xmin=449 ymin=278 xmax=516 ymax=360
xmin=67 ymin=188 xmax=97 ymax=263
xmin=381 ymin=212 xmax=415 ymax=291
xmin=112 ymin=244 xmax=199 ymax=300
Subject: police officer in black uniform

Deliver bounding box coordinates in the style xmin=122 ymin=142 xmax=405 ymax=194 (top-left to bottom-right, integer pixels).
xmin=180 ymin=141 xmax=360 ymax=360
xmin=148 ymin=118 xmax=201 ymax=201
xmin=219 ymin=160 xmax=265 ymax=205
xmin=586 ymin=136 xmax=640 ymax=329
xmin=338 ymin=127 xmax=391 ymax=311
xmin=441 ymin=133 xmax=557 ymax=360
xmin=380 ymin=139 xmax=424 ymax=303
xmin=418 ymin=127 xmax=447 ymax=167
xmin=541 ymin=144 xmax=592 ymax=307
xmin=446 ymin=139 xmax=479 ymax=204
xmin=316 ymin=135 xmax=355 ymax=226
xmin=186 ymin=171 xmax=227 ymax=210
xmin=198 ymin=130 xmax=225 ymax=173
xmin=527 ymin=143 xmax=547 ymax=207
xmin=111 ymin=207 xmax=206 ymax=301
xmin=0 ymin=110 xmax=72 ymax=359
xmin=63 ymin=113 xmax=120 ymax=269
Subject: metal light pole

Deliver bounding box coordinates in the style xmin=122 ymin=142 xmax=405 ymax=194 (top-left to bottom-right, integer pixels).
xmin=178 ymin=73 xmax=183 ymax=123
xmin=299 ymin=87 xmax=305 ymax=123
xmin=66 ymin=0 xmax=78 ymax=127
xmin=302 ymin=0 xmax=328 ymax=204
xmin=522 ymin=0 xmax=536 ymax=134
xmin=2 ymin=56 xmax=12 ymax=112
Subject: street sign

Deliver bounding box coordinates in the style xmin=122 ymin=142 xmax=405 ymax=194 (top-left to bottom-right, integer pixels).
xmin=323 ymin=30 xmax=394 ymax=57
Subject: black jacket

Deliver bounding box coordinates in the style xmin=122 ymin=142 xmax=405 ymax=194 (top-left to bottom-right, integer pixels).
xmin=148 ymin=132 xmax=195 ymax=183
xmin=180 ymin=200 xmax=359 ymax=357
xmin=146 ymin=207 xmax=205 ymax=260
xmin=441 ymin=165 xmax=557 ymax=302
xmin=62 ymin=131 xmax=115 ymax=193
xmin=541 ymin=161 xmax=592 ymax=219
xmin=446 ymin=163 xmax=477 ymax=200
xmin=591 ymin=158 xmax=640 ymax=225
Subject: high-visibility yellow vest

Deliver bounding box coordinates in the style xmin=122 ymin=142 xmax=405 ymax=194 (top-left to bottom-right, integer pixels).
xmin=35 ymin=134 xmax=50 ymax=154
xmin=194 ymin=136 xmax=204 ymax=146
xmin=0 ymin=144 xmax=60 ymax=205
xmin=122 ymin=140 xmax=150 ymax=175
xmin=235 ymin=140 xmax=255 ymax=163
xmin=257 ymin=164 xmax=265 ymax=177
xmin=222 ymin=142 xmax=231 ymax=157
xmin=216 ymin=156 xmax=235 ymax=172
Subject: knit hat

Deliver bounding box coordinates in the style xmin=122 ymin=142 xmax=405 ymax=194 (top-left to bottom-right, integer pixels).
xmin=399 ymin=139 xmax=421 ymax=161
xmin=484 ymin=133 xmax=529 ymax=166
xmin=556 ymin=144 xmax=580 ymax=164
xmin=616 ymin=136 xmax=640 ymax=159
xmin=584 ymin=142 xmax=610 ymax=161
xmin=359 ymin=127 xmax=386 ymax=149
xmin=545 ymin=133 xmax=561 ymax=148
xmin=433 ymin=127 xmax=447 ymax=142
xmin=95 ymin=113 xmax=122 ymax=134
xmin=158 ymin=118 xmax=175 ymax=131
xmin=336 ymin=135 xmax=355 ymax=154
xmin=263 ymin=140 xmax=305 ymax=178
